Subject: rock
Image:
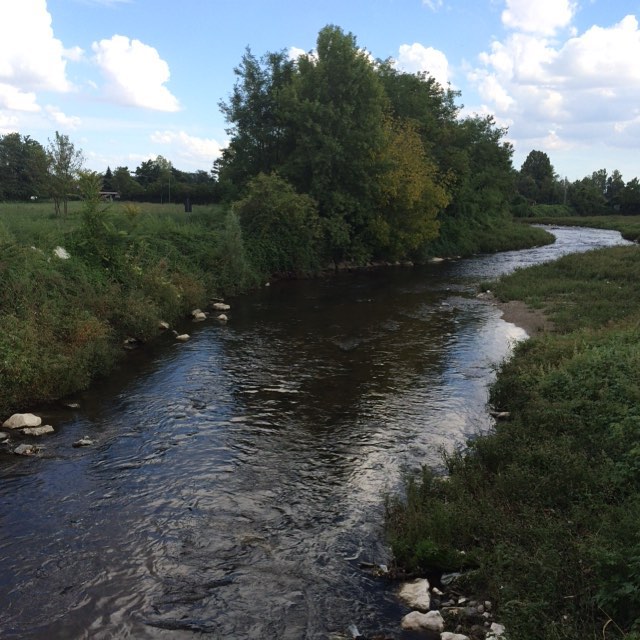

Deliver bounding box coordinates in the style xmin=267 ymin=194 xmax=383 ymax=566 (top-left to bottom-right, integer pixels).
xmin=0 ymin=432 xmax=9 ymax=442
xmin=3 ymin=413 xmax=42 ymax=429
xmin=22 ymin=425 xmax=54 ymax=436
xmin=398 ymin=578 xmax=431 ymax=612
xmin=490 ymin=410 xmax=511 ymax=419
xmin=441 ymin=633 xmax=470 ymax=640
xmin=53 ymin=246 xmax=70 ymax=259
xmin=158 ymin=321 xmax=170 ymax=330
xmin=484 ymin=601 xmax=493 ymax=612
xmin=401 ymin=611 xmax=444 ymax=633
xmin=487 ymin=622 xmax=506 ymax=638
xmin=123 ymin=337 xmax=142 ymax=350
xmin=217 ymin=313 xmax=228 ymax=322
xmin=14 ymin=444 xmax=38 ymax=456
xmin=73 ymin=437 xmax=94 ymax=448
xmin=212 ymin=302 xmax=231 ymax=311
xmin=174 ymin=333 xmax=190 ymax=342
xmin=192 ymin=311 xmax=207 ymax=322
xmin=430 ymin=257 xmax=445 ymax=263
xmin=63 ymin=402 xmax=81 ymax=409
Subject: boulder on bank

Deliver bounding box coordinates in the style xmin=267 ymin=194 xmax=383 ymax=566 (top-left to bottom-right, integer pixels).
xmin=398 ymin=578 xmax=431 ymax=611
xmin=3 ymin=413 xmax=42 ymax=429
xmin=191 ymin=309 xmax=207 ymax=321
xmin=441 ymin=633 xmax=470 ymax=640
xmin=212 ymin=302 xmax=230 ymax=311
xmin=401 ymin=610 xmax=444 ymax=633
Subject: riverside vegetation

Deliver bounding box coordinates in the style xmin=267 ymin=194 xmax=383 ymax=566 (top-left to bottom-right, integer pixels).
xmin=386 ymin=222 xmax=640 ymax=639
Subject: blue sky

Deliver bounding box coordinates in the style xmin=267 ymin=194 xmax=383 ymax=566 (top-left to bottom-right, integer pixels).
xmin=1 ymin=0 xmax=639 ymax=181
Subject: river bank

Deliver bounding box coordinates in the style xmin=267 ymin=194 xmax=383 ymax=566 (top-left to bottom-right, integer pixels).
xmin=0 ymin=199 xmax=553 ymax=417
xmin=386 ymin=237 xmax=640 ymax=639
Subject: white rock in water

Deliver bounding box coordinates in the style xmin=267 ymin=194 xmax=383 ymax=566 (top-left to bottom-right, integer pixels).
xmin=175 ymin=333 xmax=190 ymax=342
xmin=192 ymin=311 xmax=207 ymax=321
xmin=212 ymin=302 xmax=230 ymax=311
xmin=442 ymin=633 xmax=471 ymax=640
xmin=73 ymin=437 xmax=94 ymax=448
xmin=14 ymin=443 xmax=38 ymax=456
xmin=3 ymin=413 xmax=42 ymax=429
xmin=217 ymin=314 xmax=228 ymax=322
xmin=22 ymin=425 xmax=54 ymax=436
xmin=400 ymin=610 xmax=444 ymax=632
xmin=398 ymin=578 xmax=431 ymax=611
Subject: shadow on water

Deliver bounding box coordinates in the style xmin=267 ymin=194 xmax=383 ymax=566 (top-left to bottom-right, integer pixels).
xmin=0 ymin=227 xmax=632 ymax=639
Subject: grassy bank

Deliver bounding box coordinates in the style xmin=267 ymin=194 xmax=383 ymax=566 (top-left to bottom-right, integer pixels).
xmin=0 ymin=199 xmax=256 ymax=416
xmin=386 ymin=241 xmax=640 ymax=639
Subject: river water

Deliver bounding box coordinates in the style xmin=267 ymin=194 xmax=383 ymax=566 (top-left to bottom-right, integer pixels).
xmin=0 ymin=227 xmax=632 ymax=639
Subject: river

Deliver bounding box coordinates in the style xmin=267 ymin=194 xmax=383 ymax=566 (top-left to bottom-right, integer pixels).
xmin=0 ymin=226 xmax=632 ymax=639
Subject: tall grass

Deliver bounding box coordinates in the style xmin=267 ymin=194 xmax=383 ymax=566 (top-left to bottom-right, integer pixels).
xmin=0 ymin=200 xmax=252 ymax=415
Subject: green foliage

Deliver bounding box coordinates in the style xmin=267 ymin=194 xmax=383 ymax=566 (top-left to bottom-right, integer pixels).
xmin=233 ymin=172 xmax=321 ymax=276
xmin=0 ymin=133 xmax=49 ymax=201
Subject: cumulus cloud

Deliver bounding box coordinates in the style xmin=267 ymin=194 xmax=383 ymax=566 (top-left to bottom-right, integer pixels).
xmin=0 ymin=0 xmax=71 ymax=116
xmin=501 ymin=0 xmax=577 ymax=36
xmin=150 ymin=130 xmax=224 ymax=167
xmin=0 ymin=112 xmax=20 ymax=135
xmin=469 ymin=6 xmax=640 ymax=156
xmin=395 ymin=43 xmax=451 ymax=87
xmin=92 ymin=35 xmax=180 ymax=111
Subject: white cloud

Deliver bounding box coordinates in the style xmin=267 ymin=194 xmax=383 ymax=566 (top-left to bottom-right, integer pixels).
xmin=501 ymin=0 xmax=577 ymax=36
xmin=45 ymin=105 xmax=82 ymax=129
xmin=288 ymin=46 xmax=307 ymax=61
xmin=0 ymin=0 xmax=71 ymax=101
xmin=395 ymin=43 xmax=451 ymax=87
xmin=423 ymin=0 xmax=444 ymax=10
xmin=150 ymin=130 xmax=224 ymax=167
xmin=92 ymin=35 xmax=180 ymax=111
xmin=0 ymin=84 xmax=40 ymax=112
xmin=469 ymin=8 xmax=640 ymax=157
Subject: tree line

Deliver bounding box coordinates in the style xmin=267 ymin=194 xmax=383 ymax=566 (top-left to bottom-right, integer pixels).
xmin=514 ymin=149 xmax=640 ymax=216
xmin=2 ymin=25 xmax=637 ymax=267
xmin=0 ymin=132 xmax=217 ymax=208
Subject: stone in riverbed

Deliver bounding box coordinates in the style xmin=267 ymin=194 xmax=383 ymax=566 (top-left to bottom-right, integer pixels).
xmin=400 ymin=610 xmax=444 ymax=632
xmin=0 ymin=432 xmax=9 ymax=443
xmin=212 ymin=302 xmax=230 ymax=311
xmin=22 ymin=425 xmax=54 ymax=436
xmin=398 ymin=578 xmax=431 ymax=611
xmin=442 ymin=633 xmax=471 ymax=640
xmin=14 ymin=444 xmax=39 ymax=456
xmin=3 ymin=413 xmax=41 ymax=429
xmin=73 ymin=436 xmax=94 ymax=448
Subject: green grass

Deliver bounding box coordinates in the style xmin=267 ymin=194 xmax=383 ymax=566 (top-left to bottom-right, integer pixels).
xmin=0 ymin=199 xmax=252 ymax=415
xmin=386 ymin=240 xmax=640 ymax=639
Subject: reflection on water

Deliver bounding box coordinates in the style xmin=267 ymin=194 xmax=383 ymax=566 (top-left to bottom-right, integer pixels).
xmin=0 ymin=227 xmax=632 ymax=639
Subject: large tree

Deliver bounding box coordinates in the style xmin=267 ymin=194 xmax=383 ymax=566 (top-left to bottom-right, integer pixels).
xmin=0 ymin=133 xmax=49 ymax=201
xmin=47 ymin=131 xmax=84 ymax=217
xmin=517 ymin=150 xmax=559 ymax=205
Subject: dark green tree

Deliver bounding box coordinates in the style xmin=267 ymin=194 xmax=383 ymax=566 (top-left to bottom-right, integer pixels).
xmin=517 ymin=150 xmax=560 ymax=204
xmin=567 ymin=177 xmax=606 ymax=215
xmin=233 ymin=172 xmax=321 ymax=275
xmin=0 ymin=133 xmax=49 ymax=201
xmin=606 ymin=170 xmax=625 ymax=210
xmin=620 ymin=178 xmax=640 ymax=215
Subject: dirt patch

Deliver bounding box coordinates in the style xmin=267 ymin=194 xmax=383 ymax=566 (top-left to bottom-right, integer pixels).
xmin=496 ymin=299 xmax=554 ymax=336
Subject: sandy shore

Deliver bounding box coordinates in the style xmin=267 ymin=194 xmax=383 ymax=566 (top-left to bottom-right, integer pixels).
xmin=496 ymin=299 xmax=553 ymax=336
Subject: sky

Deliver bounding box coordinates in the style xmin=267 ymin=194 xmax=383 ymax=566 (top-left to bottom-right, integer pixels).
xmin=1 ymin=0 xmax=639 ymax=182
